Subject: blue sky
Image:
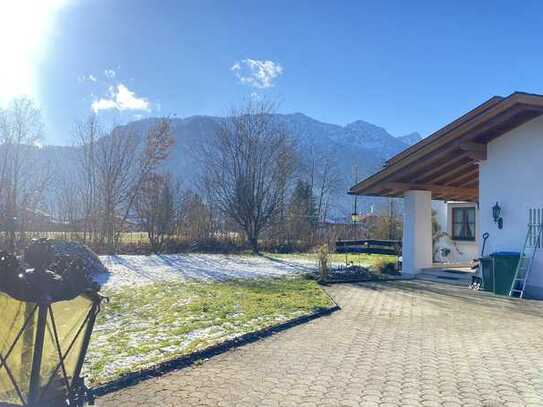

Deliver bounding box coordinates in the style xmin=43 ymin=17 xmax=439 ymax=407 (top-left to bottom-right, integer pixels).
xmin=3 ymin=0 xmax=543 ymax=144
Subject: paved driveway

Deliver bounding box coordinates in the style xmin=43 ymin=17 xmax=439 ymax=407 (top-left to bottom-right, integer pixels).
xmin=96 ymin=281 xmax=543 ymax=407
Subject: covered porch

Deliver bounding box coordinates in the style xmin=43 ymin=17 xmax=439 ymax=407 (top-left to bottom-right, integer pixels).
xmin=379 ymin=189 xmax=480 ymax=276
xmin=350 ymin=133 xmax=484 ymax=275
xmin=350 ymin=93 xmax=543 ymax=275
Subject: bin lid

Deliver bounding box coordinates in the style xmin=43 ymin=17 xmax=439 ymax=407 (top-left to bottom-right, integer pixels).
xmin=490 ymin=251 xmax=521 ymax=257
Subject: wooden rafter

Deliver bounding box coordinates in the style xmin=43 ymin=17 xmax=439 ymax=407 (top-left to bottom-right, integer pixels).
xmin=458 ymin=177 xmax=479 ymax=188
xmin=426 ymin=161 xmax=477 ymax=185
xmin=457 ymin=141 xmax=487 ymax=161
xmin=410 ymin=155 xmax=471 ymax=183
xmin=381 ymin=182 xmax=476 ymax=197
xmin=446 ymin=169 xmax=479 ymax=187
xmin=436 ymin=166 xmax=478 ymax=186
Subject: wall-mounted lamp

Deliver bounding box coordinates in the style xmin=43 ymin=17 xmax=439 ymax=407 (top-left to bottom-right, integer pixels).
xmin=492 ymin=201 xmax=503 ymax=229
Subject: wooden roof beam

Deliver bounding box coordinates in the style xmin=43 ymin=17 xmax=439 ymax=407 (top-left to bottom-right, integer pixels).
xmin=458 ymin=177 xmax=479 ymax=188
xmin=436 ymin=168 xmax=478 ymax=187
xmin=410 ymin=155 xmax=471 ymax=183
xmin=446 ymin=170 xmax=479 ymax=187
xmin=457 ymin=141 xmax=487 ymax=161
xmin=445 ymin=187 xmax=479 ymax=201
xmin=450 ymin=195 xmax=478 ymax=203
xmin=426 ymin=161 xmax=477 ymax=185
xmin=382 ymin=182 xmax=476 ymax=197
xmin=380 ymin=144 xmax=463 ymax=183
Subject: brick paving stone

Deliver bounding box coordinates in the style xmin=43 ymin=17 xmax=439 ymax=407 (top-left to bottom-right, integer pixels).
xmin=96 ymin=280 xmax=543 ymax=406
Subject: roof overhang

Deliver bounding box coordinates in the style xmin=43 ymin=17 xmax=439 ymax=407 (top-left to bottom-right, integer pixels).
xmin=350 ymin=92 xmax=543 ymax=202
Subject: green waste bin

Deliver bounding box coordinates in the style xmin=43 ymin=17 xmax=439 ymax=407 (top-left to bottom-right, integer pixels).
xmin=479 ymin=257 xmax=494 ymax=292
xmin=490 ymin=252 xmax=520 ymax=295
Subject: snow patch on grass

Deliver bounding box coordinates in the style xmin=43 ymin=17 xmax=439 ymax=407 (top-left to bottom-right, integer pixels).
xmin=96 ymin=253 xmax=318 ymax=289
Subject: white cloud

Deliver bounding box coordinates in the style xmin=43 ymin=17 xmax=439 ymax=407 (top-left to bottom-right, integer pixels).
xmin=231 ymin=59 xmax=283 ymax=89
xmin=91 ymin=84 xmax=150 ymax=113
xmin=104 ymin=69 xmax=116 ymax=79
xmin=78 ymin=74 xmax=97 ymax=83
xmin=91 ymin=98 xmax=117 ymax=112
xmin=115 ymin=84 xmax=150 ymax=110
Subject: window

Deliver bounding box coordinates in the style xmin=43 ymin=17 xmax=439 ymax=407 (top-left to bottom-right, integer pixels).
xmin=452 ymin=207 xmax=476 ymax=241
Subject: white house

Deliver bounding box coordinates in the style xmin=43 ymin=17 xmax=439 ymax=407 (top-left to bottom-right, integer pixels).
xmin=350 ymin=92 xmax=543 ymax=298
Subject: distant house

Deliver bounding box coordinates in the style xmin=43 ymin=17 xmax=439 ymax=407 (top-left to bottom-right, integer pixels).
xmin=350 ymin=92 xmax=543 ymax=298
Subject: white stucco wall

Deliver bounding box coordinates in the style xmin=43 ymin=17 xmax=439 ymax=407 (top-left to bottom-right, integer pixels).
xmin=479 ymin=114 xmax=543 ymax=297
xmin=432 ymin=200 xmax=447 ymax=230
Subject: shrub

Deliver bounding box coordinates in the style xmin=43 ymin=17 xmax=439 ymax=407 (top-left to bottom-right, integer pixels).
xmin=318 ymin=244 xmax=329 ymax=281
xmin=372 ymin=257 xmax=399 ymax=275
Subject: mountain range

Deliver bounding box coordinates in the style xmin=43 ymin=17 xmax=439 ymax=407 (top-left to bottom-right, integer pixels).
xmin=41 ymin=113 xmax=421 ymax=220
xmin=119 ymin=113 xmax=422 ymax=218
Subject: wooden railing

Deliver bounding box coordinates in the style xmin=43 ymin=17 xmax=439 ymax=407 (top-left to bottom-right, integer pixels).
xmin=335 ymin=239 xmax=402 ymax=256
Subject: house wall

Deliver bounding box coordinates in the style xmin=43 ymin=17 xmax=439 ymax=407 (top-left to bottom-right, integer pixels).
xmin=479 ymin=114 xmax=543 ymax=298
xmin=432 ymin=201 xmax=447 ymax=231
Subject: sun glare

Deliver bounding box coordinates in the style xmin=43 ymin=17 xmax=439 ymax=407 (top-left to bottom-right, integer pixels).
xmin=0 ymin=0 xmax=66 ymax=105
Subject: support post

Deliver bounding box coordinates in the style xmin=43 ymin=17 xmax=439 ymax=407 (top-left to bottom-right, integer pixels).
xmin=402 ymin=190 xmax=433 ymax=275
xmin=28 ymin=304 xmax=48 ymax=406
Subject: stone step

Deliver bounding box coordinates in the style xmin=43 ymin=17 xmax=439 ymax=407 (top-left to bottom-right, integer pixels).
xmin=416 ymin=269 xmax=474 ymax=286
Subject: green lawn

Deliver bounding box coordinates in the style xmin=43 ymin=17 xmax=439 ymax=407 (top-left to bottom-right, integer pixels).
xmin=84 ymin=277 xmax=333 ymax=385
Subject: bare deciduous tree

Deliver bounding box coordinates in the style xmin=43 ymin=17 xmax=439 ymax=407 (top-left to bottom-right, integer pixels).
xmin=308 ymin=151 xmax=341 ymax=223
xmin=0 ymin=97 xmax=47 ymax=249
xmin=287 ymin=180 xmax=317 ymax=247
xmin=178 ymin=191 xmax=215 ymax=244
xmin=135 ymin=172 xmax=178 ymax=252
xmin=74 ymin=116 xmax=174 ymax=251
xmin=202 ymin=101 xmax=297 ymax=253
xmin=50 ymin=173 xmax=84 ymax=239
xmin=74 ymin=115 xmax=100 ymax=242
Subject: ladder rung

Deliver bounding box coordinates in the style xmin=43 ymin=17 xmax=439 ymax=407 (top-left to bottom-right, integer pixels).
xmin=509 ymin=222 xmax=542 ymax=297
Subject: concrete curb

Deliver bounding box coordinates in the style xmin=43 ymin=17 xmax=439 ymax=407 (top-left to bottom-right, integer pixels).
xmin=91 ymin=301 xmax=340 ymax=397
xmin=319 ymin=276 xmax=414 ymax=285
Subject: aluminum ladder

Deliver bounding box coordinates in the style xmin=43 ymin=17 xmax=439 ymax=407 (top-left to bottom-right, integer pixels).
xmin=509 ymin=222 xmax=543 ymax=298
